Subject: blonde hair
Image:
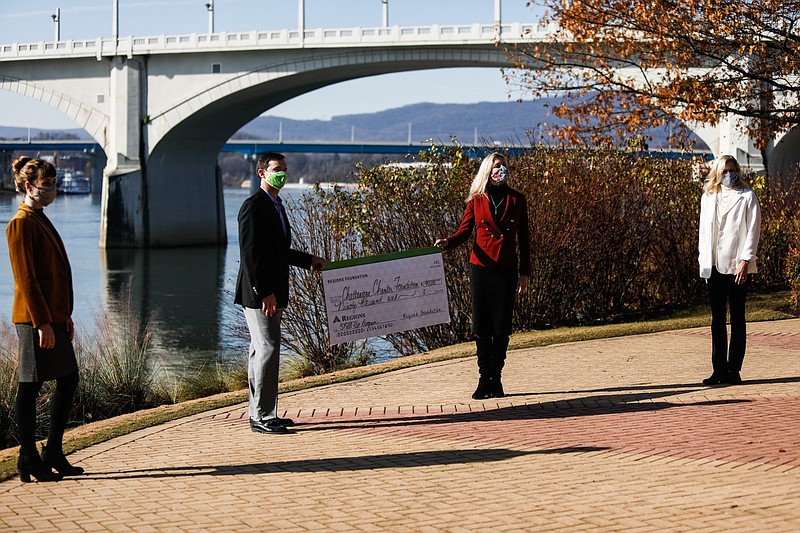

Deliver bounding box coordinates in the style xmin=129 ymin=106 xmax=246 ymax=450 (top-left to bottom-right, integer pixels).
xmin=467 ymin=152 xmax=506 ymax=201
xmin=703 ymin=155 xmax=746 ymax=194
xmin=12 ymin=156 xmax=56 ymax=194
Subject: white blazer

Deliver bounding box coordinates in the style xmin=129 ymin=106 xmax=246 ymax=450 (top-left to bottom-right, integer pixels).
xmin=698 ymin=187 xmax=761 ymax=279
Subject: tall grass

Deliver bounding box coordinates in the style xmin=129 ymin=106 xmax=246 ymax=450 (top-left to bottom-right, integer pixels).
xmin=0 ymin=321 xmax=18 ymax=449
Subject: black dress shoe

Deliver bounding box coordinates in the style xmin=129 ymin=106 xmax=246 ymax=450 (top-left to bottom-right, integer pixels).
xmin=42 ymin=449 xmax=85 ymax=476
xmin=250 ymin=418 xmax=289 ymax=434
xmin=702 ymin=373 xmax=728 ymax=386
xmin=276 ymin=417 xmax=295 ymax=427
xmin=728 ymin=371 xmax=743 ymax=385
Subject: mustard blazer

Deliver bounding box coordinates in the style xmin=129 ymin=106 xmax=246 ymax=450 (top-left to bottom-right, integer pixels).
xmin=6 ymin=202 xmax=74 ymax=328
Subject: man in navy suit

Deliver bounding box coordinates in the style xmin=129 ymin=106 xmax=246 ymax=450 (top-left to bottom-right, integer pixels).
xmin=235 ymin=152 xmax=325 ymax=434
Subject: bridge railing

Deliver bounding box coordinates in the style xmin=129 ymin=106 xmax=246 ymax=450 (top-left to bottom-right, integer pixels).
xmin=0 ymin=22 xmax=554 ymax=61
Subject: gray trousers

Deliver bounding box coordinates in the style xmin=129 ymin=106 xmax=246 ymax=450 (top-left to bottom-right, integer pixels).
xmin=243 ymin=307 xmax=283 ymax=422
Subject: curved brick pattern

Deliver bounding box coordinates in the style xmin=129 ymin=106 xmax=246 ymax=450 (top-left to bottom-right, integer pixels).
xmin=1 ymin=319 xmax=798 ymax=532
xmin=293 ymin=396 xmax=800 ymax=469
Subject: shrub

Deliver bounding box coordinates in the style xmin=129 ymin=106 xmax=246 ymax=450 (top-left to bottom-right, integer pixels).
xmin=319 ymin=146 xmax=478 ymax=355
xmin=511 ymin=147 xmax=704 ymax=327
xmin=158 ymin=355 xmax=248 ymax=404
xmin=282 ymin=188 xmax=375 ymax=376
xmin=750 ymin=174 xmax=800 ymax=288
xmin=788 ymin=243 xmax=800 ymax=311
xmin=75 ymin=282 xmax=164 ymax=421
xmin=321 ymin=143 xmax=798 ymax=339
xmin=0 ymin=320 xmax=18 ymax=449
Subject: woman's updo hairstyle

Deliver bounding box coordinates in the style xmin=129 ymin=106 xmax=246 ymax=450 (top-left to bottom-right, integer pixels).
xmin=12 ymin=156 xmax=56 ymax=194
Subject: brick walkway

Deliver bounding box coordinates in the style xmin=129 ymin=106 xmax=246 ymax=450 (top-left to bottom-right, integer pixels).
xmin=1 ymin=319 xmax=799 ymax=532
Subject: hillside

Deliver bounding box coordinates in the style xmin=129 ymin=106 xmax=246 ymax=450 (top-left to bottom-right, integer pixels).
xmin=237 ymin=100 xmax=556 ymax=144
xmin=1 ymin=100 xmax=700 ymax=149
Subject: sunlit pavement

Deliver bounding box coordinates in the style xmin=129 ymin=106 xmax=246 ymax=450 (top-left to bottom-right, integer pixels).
xmin=2 ymin=319 xmax=799 ymax=532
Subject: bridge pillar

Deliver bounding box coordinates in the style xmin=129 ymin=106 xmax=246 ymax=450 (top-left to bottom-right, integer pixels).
xmin=100 ymin=56 xmax=146 ymax=248
xmin=688 ymin=115 xmax=766 ymax=174
xmin=99 ymin=57 xmax=226 ymax=248
xmin=108 ymin=56 xmax=142 ymax=171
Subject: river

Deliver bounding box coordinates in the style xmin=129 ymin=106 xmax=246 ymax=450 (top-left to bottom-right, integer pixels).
xmin=0 ymin=187 xmax=309 ymax=369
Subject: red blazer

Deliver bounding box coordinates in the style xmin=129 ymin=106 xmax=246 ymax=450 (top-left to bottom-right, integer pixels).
xmin=443 ymin=188 xmax=531 ymax=276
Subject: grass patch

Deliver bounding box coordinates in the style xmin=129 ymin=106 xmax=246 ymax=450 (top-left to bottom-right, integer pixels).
xmin=0 ymin=289 xmax=795 ymax=482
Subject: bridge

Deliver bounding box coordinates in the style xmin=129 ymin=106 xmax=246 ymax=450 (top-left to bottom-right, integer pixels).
xmin=0 ymin=4 xmax=795 ymax=247
xmin=1 ymin=16 xmax=547 ymax=247
xmin=0 ymin=139 xmax=710 ymax=159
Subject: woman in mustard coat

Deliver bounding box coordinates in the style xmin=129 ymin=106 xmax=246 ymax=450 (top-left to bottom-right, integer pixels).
xmin=6 ymin=157 xmax=84 ymax=482
xmin=435 ymin=152 xmax=531 ymax=400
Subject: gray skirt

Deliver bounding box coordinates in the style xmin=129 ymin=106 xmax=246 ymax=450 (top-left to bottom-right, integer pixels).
xmin=15 ymin=323 xmax=79 ymax=383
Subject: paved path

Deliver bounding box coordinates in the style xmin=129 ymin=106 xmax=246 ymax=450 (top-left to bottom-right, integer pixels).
xmin=1 ymin=319 xmax=799 ymax=532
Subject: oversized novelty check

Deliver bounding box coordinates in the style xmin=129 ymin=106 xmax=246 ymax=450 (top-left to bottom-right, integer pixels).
xmin=322 ymin=248 xmax=451 ymax=345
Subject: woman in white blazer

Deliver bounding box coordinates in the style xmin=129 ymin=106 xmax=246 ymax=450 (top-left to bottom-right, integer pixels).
xmin=697 ymin=155 xmax=761 ymax=385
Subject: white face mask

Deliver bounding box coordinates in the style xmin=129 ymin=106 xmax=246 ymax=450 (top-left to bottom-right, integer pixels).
xmin=490 ymin=165 xmax=508 ymax=185
xmin=29 ymin=183 xmax=57 ymax=206
xmin=721 ymin=170 xmax=739 ymax=187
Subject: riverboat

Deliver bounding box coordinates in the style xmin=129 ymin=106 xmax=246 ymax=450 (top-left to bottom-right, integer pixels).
xmin=59 ymin=172 xmax=91 ymax=194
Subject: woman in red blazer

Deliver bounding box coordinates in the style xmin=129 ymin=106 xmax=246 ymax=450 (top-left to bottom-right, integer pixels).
xmin=435 ymin=152 xmax=531 ymax=399
xmin=6 ymin=157 xmax=84 ymax=482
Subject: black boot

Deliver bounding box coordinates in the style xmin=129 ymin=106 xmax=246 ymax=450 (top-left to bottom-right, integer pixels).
xmin=17 ymin=449 xmax=62 ymax=483
xmin=472 ymin=376 xmax=493 ymax=400
xmin=42 ymin=448 xmax=84 ymax=476
xmin=15 ymin=381 xmax=60 ymax=482
xmin=489 ymin=376 xmax=505 ymax=398
xmin=43 ymin=374 xmax=83 ymax=476
xmin=472 ymin=337 xmax=494 ymax=400
xmin=488 ymin=336 xmax=509 ymax=398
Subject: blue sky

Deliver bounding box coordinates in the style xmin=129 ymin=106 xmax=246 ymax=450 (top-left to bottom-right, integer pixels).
xmin=0 ymin=0 xmax=541 ymax=128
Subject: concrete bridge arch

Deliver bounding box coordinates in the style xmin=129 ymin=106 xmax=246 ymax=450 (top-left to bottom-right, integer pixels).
xmin=768 ymin=127 xmax=800 ymax=180
xmin=118 ymin=45 xmax=512 ymax=248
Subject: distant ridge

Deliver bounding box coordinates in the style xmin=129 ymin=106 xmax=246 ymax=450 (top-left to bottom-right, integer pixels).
xmin=238 ymin=100 xmax=558 ymax=144
xmin=0 ymin=126 xmax=91 ymax=141
xmin=1 ymin=100 xmax=699 ymax=149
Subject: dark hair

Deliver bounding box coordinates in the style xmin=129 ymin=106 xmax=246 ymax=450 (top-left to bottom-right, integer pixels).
xmin=12 ymin=156 xmax=57 ymax=194
xmin=256 ymin=152 xmax=285 ymax=173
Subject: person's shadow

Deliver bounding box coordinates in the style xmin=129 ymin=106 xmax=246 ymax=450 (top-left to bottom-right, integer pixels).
xmin=76 ymin=447 xmax=608 ymax=480
xmin=288 ymin=375 xmax=800 ymax=431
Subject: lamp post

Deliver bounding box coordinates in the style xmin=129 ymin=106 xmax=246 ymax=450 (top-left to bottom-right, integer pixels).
xmin=206 ymin=0 xmax=214 ymax=33
xmin=298 ymin=0 xmax=305 ymax=42
xmin=494 ymin=0 xmax=502 ymax=37
xmin=51 ymin=8 xmax=61 ymax=41
xmin=112 ymin=0 xmax=119 ymax=41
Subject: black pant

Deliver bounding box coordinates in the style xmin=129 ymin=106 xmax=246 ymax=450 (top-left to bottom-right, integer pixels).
xmin=708 ymin=267 xmax=749 ymax=375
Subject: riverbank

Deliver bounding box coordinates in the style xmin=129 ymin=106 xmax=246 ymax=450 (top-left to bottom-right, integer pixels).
xmin=0 ymin=289 xmax=795 ymax=482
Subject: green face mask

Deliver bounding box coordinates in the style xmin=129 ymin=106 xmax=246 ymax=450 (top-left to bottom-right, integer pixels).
xmin=265 ymin=171 xmax=287 ymax=190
